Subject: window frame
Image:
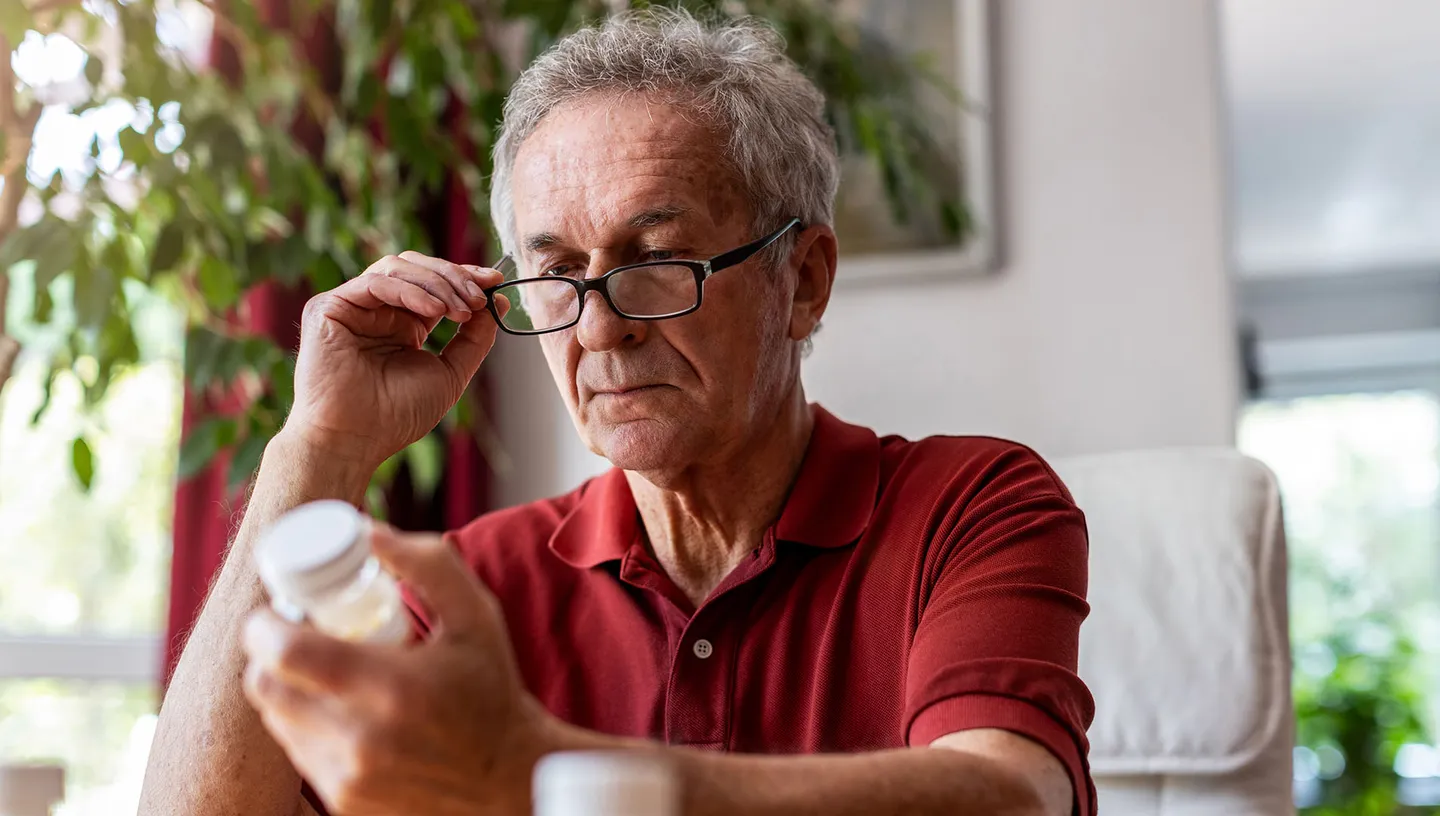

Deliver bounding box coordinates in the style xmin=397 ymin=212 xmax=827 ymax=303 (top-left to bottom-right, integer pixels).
xmin=0 ymin=636 xmax=160 ymax=683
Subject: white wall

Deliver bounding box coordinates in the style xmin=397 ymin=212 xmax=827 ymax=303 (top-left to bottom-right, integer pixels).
xmin=489 ymin=0 xmax=1241 ymax=507
xmin=806 ymin=0 xmax=1239 ymax=458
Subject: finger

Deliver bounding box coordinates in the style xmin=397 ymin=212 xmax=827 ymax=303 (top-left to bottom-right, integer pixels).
xmin=399 ymin=251 xmax=489 ymax=311
xmin=439 ymin=306 xmax=500 ymax=385
xmin=332 ymin=273 xmax=448 ymax=321
xmin=367 ymin=523 xmax=492 ymax=639
xmin=242 ymin=662 xmax=351 ymax=784
xmin=462 ymin=263 xmax=507 ymax=290
xmin=243 ymin=656 xmax=331 ymax=727
xmin=243 ymin=608 xmax=373 ymax=694
xmin=369 ymin=256 xmax=471 ymax=323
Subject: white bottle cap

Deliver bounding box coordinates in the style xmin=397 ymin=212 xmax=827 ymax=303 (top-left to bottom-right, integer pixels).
xmin=0 ymin=763 xmax=65 ymax=816
xmin=533 ymin=752 xmax=678 ymax=816
xmin=256 ymin=500 xmax=369 ymax=603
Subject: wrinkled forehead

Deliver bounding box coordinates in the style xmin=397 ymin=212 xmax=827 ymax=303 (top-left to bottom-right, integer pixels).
xmin=509 ymin=94 xmax=750 ymax=240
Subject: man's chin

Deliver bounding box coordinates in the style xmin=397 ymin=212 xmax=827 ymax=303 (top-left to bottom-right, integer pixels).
xmin=588 ymin=419 xmax=696 ymax=473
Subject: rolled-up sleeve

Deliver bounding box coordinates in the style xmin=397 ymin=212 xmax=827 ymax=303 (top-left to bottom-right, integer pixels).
xmin=903 ymin=451 xmax=1096 ymax=816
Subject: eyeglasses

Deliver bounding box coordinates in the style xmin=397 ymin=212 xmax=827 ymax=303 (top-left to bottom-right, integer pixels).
xmin=482 ymin=218 xmax=802 ymax=336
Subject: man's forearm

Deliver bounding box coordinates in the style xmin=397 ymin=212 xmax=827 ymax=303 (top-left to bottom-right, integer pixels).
xmin=139 ymin=431 xmax=374 ymax=816
xmin=543 ymin=723 xmax=1049 ymax=816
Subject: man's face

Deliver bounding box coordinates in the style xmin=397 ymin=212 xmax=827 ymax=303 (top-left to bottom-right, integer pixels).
xmin=509 ymin=94 xmax=797 ymax=474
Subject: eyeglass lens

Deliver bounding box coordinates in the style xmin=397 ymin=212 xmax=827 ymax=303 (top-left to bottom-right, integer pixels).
xmin=491 ymin=264 xmax=698 ymax=333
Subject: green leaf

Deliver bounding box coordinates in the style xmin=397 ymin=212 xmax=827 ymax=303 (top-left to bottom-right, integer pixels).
xmin=32 ymin=281 xmax=53 ymax=323
xmin=99 ymin=311 xmax=140 ymax=368
xmin=303 ymin=206 xmax=331 ymax=253
xmin=240 ymin=336 xmax=277 ymax=369
xmin=197 ymin=256 xmax=241 ymax=311
xmin=353 ymin=71 xmax=380 ymax=118
xmin=177 ymin=417 xmax=238 ymax=480
xmin=71 ymin=436 xmax=96 ymax=491
xmin=403 ymin=432 xmax=444 ymax=499
xmin=32 ymin=231 xmax=76 ymax=294
xmin=117 ymin=126 xmax=150 ymax=168
xmin=150 ymin=219 xmax=186 ymax=274
xmin=298 ymin=252 xmax=342 ymax=293
xmin=76 ymin=251 xmax=119 ymax=330
xmin=30 ymin=368 xmax=57 ymax=424
xmin=217 ymin=335 xmax=248 ymax=384
xmin=0 ymin=218 xmax=54 ymax=268
xmin=226 ymin=432 xmax=269 ymax=492
xmin=366 ymin=0 xmax=395 ymax=32
xmin=0 ymin=4 xmax=32 ymax=44
xmin=268 ymin=234 xmax=313 ymax=287
xmin=184 ymin=326 xmax=224 ymax=390
xmin=269 ymin=355 xmax=295 ymax=412
xmin=382 ymin=97 xmax=426 ymax=173
xmin=84 ymin=54 xmax=104 ymax=87
xmin=191 ymin=113 xmax=245 ymax=170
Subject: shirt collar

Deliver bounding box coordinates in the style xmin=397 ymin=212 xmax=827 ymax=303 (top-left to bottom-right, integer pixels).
xmin=548 ymin=466 xmax=640 ymax=569
xmin=547 ymin=405 xmax=881 ymax=568
xmin=773 ymin=405 xmax=881 ymax=549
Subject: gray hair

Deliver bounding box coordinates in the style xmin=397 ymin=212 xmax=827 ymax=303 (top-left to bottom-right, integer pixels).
xmin=490 ymin=8 xmax=840 ymax=267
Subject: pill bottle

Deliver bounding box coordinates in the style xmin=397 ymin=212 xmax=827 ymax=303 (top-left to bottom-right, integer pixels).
xmin=255 ymin=500 xmax=409 ymax=644
xmin=533 ymin=751 xmax=678 ymax=816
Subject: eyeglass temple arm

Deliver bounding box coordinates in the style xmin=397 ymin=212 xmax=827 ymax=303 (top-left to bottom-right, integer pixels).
xmin=706 ymin=218 xmax=803 ymax=274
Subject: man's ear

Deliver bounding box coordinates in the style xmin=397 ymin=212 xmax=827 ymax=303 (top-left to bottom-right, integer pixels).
xmin=788 ymin=224 xmax=838 ymax=343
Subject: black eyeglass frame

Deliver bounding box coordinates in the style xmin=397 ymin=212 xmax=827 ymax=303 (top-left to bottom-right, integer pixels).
xmin=481 ymin=217 xmax=803 ymax=336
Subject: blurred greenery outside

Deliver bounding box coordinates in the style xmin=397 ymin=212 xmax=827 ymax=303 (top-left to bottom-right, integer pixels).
xmin=0 ymin=265 xmax=177 ymax=815
xmin=0 ymin=680 xmax=157 ymax=815
xmin=1240 ymin=392 xmax=1440 ymax=814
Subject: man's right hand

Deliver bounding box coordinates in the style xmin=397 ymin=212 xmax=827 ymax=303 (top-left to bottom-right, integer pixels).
xmin=284 ymin=251 xmax=504 ymax=469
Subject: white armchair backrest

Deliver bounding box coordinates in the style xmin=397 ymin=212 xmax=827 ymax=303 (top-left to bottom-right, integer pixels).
xmin=1052 ymin=449 xmax=1294 ymax=816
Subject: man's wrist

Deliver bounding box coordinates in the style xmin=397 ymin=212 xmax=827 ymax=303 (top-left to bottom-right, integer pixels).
xmin=500 ymin=700 xmax=627 ymax=812
xmin=262 ymin=426 xmax=379 ymax=506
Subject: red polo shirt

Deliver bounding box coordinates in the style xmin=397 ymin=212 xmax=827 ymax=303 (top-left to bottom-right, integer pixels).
xmin=441 ymin=406 xmax=1096 ymax=814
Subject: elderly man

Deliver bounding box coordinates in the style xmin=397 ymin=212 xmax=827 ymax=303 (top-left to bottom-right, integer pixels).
xmin=141 ymin=9 xmax=1094 ymax=816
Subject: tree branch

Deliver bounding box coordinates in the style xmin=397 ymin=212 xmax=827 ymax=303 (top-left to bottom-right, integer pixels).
xmin=1 ymin=25 xmax=47 ymax=395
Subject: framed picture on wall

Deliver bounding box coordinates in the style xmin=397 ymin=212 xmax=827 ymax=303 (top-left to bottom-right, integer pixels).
xmin=832 ymin=0 xmax=996 ymax=283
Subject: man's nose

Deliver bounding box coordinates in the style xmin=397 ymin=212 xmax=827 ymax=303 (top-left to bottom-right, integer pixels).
xmin=575 ymin=286 xmax=645 ymax=351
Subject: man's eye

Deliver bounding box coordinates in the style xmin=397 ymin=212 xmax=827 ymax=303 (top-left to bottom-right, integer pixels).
xmin=542 ymin=264 xmax=581 ymax=278
xmin=644 ymin=250 xmax=678 ymax=261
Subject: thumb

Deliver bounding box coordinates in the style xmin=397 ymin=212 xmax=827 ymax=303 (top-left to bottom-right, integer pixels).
xmin=439 ymin=308 xmax=500 ymax=387
xmin=368 ymin=522 xmax=493 ymax=640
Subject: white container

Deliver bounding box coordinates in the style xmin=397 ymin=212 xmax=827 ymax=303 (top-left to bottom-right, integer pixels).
xmin=533 ymin=752 xmax=678 ymax=816
xmin=255 ymin=500 xmax=410 ymax=644
xmin=0 ymin=764 xmax=64 ymax=816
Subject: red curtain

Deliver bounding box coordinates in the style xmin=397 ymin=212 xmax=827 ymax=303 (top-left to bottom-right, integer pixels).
xmin=162 ymin=3 xmax=492 ymax=687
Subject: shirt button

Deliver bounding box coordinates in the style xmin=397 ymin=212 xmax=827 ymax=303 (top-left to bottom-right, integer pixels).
xmin=692 ymin=638 xmax=714 ymax=659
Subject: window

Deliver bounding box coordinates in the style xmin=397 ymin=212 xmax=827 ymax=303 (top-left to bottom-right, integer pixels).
xmin=0 ymin=267 xmax=181 ymax=813
xmin=1239 ymin=390 xmax=1440 ymax=808
xmin=2 ymin=16 xmax=195 ymax=812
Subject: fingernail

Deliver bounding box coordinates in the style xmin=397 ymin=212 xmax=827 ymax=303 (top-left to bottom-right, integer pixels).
xmin=465 ymin=281 xmax=483 ymax=299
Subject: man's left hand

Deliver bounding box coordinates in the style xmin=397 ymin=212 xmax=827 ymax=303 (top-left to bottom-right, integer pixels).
xmin=241 ymin=523 xmax=553 ymax=816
